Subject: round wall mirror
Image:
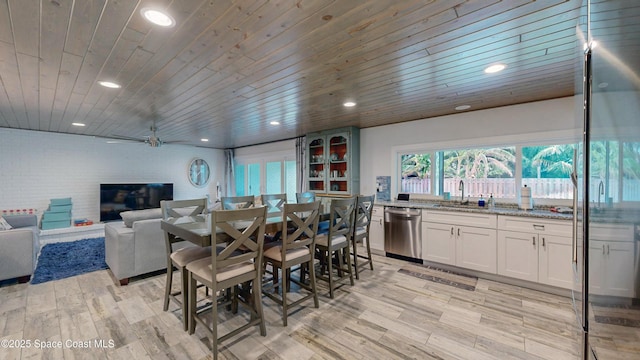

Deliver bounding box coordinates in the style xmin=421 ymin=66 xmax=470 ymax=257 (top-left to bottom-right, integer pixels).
xmin=188 ymin=158 xmax=210 ymax=187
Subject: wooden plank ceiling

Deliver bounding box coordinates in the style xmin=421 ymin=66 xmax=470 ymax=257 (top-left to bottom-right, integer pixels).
xmin=0 ymin=0 xmax=590 ymax=148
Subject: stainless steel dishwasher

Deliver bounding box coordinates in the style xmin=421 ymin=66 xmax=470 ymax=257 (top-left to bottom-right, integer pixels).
xmin=384 ymin=207 xmax=422 ymax=259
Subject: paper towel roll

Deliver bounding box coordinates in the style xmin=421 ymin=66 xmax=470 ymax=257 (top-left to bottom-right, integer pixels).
xmin=520 ymin=185 xmax=532 ymax=210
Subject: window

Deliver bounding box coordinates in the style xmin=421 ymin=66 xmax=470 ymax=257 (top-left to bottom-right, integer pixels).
xmin=590 ymin=140 xmax=640 ymax=204
xmin=622 ymin=142 xmax=640 ymax=201
xmin=234 ymin=165 xmax=245 ymax=196
xmin=522 ymin=144 xmax=575 ymax=199
xmin=248 ymin=163 xmax=261 ymax=197
xmin=400 ymin=153 xmax=432 ymax=194
xmin=234 ymin=157 xmax=297 ymax=200
xmin=265 ymin=161 xmax=282 ymax=194
xmin=441 ymin=147 xmax=516 ymax=199
xmin=284 ymin=160 xmax=297 ymax=201
xmin=397 ymin=143 xmax=578 ymax=201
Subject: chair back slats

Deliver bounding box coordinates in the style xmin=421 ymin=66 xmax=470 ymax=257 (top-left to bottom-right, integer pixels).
xmin=221 ymin=196 xmax=255 ymax=210
xmin=162 ymin=199 xmax=207 ymax=224
xmin=328 ymin=197 xmax=356 ymax=244
xmin=161 ymin=199 xmax=208 ymax=249
xmin=296 ymin=192 xmax=316 ymax=203
xmin=354 ymin=195 xmax=375 ymax=229
xmin=211 ymin=206 xmax=266 ymax=272
xmin=261 ymin=193 xmax=287 ymax=218
xmin=282 ymin=201 xmax=321 ymax=254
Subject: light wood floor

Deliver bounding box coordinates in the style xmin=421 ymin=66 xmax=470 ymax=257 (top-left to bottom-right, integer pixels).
xmin=0 ymin=251 xmax=608 ymax=360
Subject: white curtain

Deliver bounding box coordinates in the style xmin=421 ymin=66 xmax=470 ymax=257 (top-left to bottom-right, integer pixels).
xmin=295 ymin=136 xmax=307 ymax=193
xmin=224 ymin=149 xmax=235 ymax=196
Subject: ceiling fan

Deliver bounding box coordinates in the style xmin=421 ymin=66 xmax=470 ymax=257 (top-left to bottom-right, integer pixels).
xmin=109 ymin=103 xmax=189 ymax=147
xmin=110 ymin=124 xmax=184 ymax=147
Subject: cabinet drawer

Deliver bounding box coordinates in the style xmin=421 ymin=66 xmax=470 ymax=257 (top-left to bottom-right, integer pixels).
xmin=498 ymin=216 xmax=571 ymax=237
xmin=590 ymin=224 xmax=634 ymax=242
xmin=424 ymin=210 xmax=497 ymax=228
xmin=372 ymin=205 xmax=384 ymax=218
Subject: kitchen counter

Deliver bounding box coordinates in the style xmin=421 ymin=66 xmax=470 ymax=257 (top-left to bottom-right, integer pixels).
xmin=377 ymin=200 xmax=640 ymax=224
xmin=376 ymin=200 xmax=573 ymax=220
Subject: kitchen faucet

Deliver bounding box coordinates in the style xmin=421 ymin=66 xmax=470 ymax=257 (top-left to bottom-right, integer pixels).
xmin=459 ymin=180 xmax=468 ymax=204
xmin=597 ymin=180 xmax=604 ymax=209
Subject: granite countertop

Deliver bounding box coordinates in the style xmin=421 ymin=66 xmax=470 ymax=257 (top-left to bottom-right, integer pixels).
xmin=375 ymin=200 xmax=574 ymax=220
xmin=376 ymin=200 xmax=640 ymax=224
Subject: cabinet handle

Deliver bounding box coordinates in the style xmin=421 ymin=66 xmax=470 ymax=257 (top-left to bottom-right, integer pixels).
xmin=607 ymin=244 xmax=610 ymax=255
xmin=379 ymin=218 xmax=382 ymax=225
xmin=533 ymin=224 xmax=545 ymax=231
xmin=457 ymin=228 xmax=460 ymax=237
xmin=542 ymin=237 xmax=546 ymax=248
xmin=451 ymin=227 xmax=454 ymax=235
xmin=533 ymin=236 xmax=536 ymax=246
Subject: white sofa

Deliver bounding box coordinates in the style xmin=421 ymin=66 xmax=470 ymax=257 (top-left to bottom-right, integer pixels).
xmin=104 ymin=207 xmax=206 ymax=286
xmin=0 ymin=214 xmax=39 ymax=283
xmin=104 ymin=208 xmax=169 ymax=285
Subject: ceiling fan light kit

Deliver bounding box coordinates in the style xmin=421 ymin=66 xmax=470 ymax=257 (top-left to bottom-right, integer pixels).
xmin=146 ymin=136 xmax=162 ymax=147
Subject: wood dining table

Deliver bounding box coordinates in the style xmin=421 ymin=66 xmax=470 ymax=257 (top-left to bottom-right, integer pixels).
xmin=160 ymin=212 xmax=329 ymax=248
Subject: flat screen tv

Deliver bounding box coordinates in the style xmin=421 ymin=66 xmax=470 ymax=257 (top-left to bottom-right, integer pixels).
xmin=100 ymin=183 xmax=173 ymax=222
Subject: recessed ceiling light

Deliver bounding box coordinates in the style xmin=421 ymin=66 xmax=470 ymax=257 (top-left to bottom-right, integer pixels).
xmin=141 ymin=8 xmax=175 ymax=27
xmin=72 ymin=122 xmax=85 ymax=127
xmin=343 ymin=101 xmax=356 ymax=107
xmin=98 ymin=81 xmax=121 ymax=89
xmin=484 ymin=63 xmax=506 ymax=74
xmin=270 ymin=121 xmax=280 ymax=125
xmin=455 ymin=105 xmax=471 ymax=111
xmin=598 ymin=82 xmax=608 ymax=88
xmin=200 ymin=138 xmax=209 ymax=142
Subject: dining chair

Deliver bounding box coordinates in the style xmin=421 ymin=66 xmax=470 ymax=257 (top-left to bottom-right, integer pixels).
xmin=186 ymin=206 xmax=267 ymax=359
xmin=314 ymin=196 xmax=356 ymax=298
xmin=160 ymin=199 xmax=211 ymax=331
xmin=260 ymin=193 xmax=287 ymax=243
xmin=296 ymin=191 xmax=316 ymax=203
xmin=221 ymin=195 xmax=255 ymax=210
xmin=351 ymin=194 xmax=375 ymax=279
xmin=261 ymin=193 xmax=287 ymax=219
xmin=262 ymin=200 xmax=321 ymax=326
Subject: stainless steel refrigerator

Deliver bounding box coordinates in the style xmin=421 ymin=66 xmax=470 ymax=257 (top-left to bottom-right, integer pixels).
xmin=573 ymin=1 xmax=640 ymax=358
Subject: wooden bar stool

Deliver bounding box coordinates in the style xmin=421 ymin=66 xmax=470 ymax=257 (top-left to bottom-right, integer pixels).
xmin=186 ymin=206 xmax=267 ymax=359
xmin=160 ymin=199 xmax=211 ymax=331
xmin=351 ymin=194 xmax=375 ymax=279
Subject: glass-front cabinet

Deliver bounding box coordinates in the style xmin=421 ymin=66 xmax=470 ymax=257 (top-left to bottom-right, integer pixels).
xmin=306 ymin=127 xmax=359 ymax=195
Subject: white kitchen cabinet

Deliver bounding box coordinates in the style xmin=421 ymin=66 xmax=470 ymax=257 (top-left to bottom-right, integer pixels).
xmin=370 ymin=205 xmax=384 ymax=251
xmin=589 ymin=224 xmax=635 ymax=298
xmin=455 ymin=225 xmax=497 ymax=273
xmin=497 ymin=230 xmax=539 ymax=282
xmin=422 ymin=210 xmax=497 ymax=273
xmin=497 ymin=216 xmax=573 ymax=289
xmin=538 ymin=234 xmax=574 ymax=288
xmin=422 ymin=222 xmax=456 ymax=265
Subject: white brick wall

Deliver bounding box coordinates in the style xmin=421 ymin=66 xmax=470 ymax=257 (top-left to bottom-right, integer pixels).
xmin=0 ymin=128 xmax=225 ymax=224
